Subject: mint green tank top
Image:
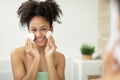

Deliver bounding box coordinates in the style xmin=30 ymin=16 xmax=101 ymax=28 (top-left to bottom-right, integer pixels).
xmin=36 ymin=72 xmax=48 ymax=80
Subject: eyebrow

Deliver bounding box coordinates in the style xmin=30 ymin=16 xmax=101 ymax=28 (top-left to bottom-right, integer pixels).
xmin=30 ymin=26 xmax=47 ymax=28
xmin=30 ymin=26 xmax=36 ymax=28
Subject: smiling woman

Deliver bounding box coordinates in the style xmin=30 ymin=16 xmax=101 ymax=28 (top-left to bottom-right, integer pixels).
xmin=10 ymin=0 xmax=65 ymax=80
xmin=0 ymin=0 xmax=99 ymax=80
xmin=100 ymin=0 xmax=120 ymax=80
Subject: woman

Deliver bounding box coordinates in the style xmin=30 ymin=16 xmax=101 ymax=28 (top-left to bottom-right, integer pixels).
xmin=100 ymin=0 xmax=120 ymax=80
xmin=11 ymin=0 xmax=65 ymax=80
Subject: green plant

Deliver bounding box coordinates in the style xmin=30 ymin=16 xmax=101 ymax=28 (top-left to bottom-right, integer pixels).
xmin=80 ymin=43 xmax=95 ymax=55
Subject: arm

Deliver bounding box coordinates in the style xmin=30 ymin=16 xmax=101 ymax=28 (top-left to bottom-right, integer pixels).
xmin=56 ymin=54 xmax=65 ymax=80
xmin=11 ymin=38 xmax=40 ymax=80
xmin=11 ymin=48 xmax=40 ymax=80
xmin=45 ymin=35 xmax=65 ymax=80
xmin=46 ymin=54 xmax=65 ymax=80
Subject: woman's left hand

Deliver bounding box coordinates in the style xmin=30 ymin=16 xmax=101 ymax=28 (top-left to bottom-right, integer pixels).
xmin=45 ymin=35 xmax=57 ymax=57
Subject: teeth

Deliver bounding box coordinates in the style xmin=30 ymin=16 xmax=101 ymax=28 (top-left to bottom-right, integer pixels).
xmin=37 ymin=38 xmax=43 ymax=42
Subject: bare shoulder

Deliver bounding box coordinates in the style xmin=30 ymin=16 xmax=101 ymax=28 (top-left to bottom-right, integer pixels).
xmin=55 ymin=51 xmax=65 ymax=70
xmin=55 ymin=51 xmax=65 ymax=61
xmin=11 ymin=46 xmax=25 ymax=60
xmin=11 ymin=46 xmax=26 ymax=79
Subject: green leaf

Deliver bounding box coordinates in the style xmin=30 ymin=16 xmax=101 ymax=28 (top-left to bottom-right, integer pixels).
xmin=80 ymin=43 xmax=95 ymax=55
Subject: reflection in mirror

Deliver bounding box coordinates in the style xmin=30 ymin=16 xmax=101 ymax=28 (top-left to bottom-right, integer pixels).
xmin=0 ymin=0 xmax=101 ymax=80
xmin=11 ymin=0 xmax=65 ymax=80
xmin=100 ymin=0 xmax=120 ymax=80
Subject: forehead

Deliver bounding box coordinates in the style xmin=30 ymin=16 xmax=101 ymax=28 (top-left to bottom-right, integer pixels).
xmin=29 ymin=16 xmax=50 ymax=27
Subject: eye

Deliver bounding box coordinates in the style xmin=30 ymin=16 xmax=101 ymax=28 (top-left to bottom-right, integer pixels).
xmin=41 ymin=27 xmax=47 ymax=31
xmin=31 ymin=29 xmax=37 ymax=32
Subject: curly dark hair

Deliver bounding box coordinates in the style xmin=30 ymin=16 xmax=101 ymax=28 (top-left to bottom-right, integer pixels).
xmin=17 ymin=0 xmax=62 ymax=29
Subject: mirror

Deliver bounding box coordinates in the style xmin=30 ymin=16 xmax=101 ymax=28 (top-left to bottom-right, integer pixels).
xmin=0 ymin=0 xmax=105 ymax=80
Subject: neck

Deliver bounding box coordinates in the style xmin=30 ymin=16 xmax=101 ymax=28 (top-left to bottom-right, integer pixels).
xmin=36 ymin=45 xmax=46 ymax=55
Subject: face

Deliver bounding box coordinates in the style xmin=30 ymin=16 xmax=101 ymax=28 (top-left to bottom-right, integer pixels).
xmin=29 ymin=16 xmax=52 ymax=47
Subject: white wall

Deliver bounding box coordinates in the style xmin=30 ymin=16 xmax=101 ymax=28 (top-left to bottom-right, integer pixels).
xmin=0 ymin=0 xmax=98 ymax=60
xmin=110 ymin=0 xmax=119 ymax=39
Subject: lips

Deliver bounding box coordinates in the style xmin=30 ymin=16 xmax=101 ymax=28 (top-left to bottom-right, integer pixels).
xmin=36 ymin=38 xmax=44 ymax=42
xmin=35 ymin=38 xmax=44 ymax=43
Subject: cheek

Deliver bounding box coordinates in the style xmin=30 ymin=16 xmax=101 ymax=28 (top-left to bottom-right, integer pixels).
xmin=43 ymin=37 xmax=48 ymax=45
xmin=44 ymin=36 xmax=48 ymax=42
xmin=28 ymin=29 xmax=33 ymax=34
xmin=43 ymin=32 xmax=48 ymax=37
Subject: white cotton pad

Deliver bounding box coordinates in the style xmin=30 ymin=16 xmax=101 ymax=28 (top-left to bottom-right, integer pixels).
xmin=46 ymin=31 xmax=52 ymax=39
xmin=27 ymin=33 xmax=35 ymax=41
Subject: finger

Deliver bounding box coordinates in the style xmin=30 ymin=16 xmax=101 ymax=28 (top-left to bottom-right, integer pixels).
xmin=49 ymin=41 xmax=57 ymax=50
xmin=48 ymin=36 xmax=55 ymax=43
xmin=47 ymin=36 xmax=56 ymax=49
xmin=25 ymin=39 xmax=29 ymax=52
xmin=32 ymin=41 xmax=37 ymax=49
xmin=49 ymin=41 xmax=55 ymax=48
xmin=29 ymin=39 xmax=33 ymax=49
xmin=54 ymin=44 xmax=57 ymax=50
xmin=48 ymin=42 xmax=51 ymax=48
xmin=27 ymin=38 xmax=31 ymax=49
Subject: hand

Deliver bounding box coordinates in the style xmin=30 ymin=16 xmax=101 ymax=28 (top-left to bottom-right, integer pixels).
xmin=101 ymin=51 xmax=120 ymax=80
xmin=25 ymin=38 xmax=40 ymax=59
xmin=45 ymin=36 xmax=57 ymax=57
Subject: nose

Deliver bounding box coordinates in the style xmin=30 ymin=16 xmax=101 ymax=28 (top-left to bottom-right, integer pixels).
xmin=36 ymin=31 xmax=42 ymax=37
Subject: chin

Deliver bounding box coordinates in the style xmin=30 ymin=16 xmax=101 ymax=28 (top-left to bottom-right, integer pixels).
xmin=36 ymin=43 xmax=46 ymax=47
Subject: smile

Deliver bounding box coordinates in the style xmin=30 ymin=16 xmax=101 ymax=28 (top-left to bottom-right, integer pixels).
xmin=36 ymin=38 xmax=44 ymax=43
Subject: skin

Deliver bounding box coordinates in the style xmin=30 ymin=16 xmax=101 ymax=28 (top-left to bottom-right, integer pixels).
xmin=100 ymin=16 xmax=120 ymax=80
xmin=100 ymin=51 xmax=120 ymax=80
xmin=11 ymin=16 xmax=65 ymax=80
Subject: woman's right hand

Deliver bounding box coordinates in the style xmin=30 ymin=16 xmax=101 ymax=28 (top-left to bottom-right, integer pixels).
xmin=25 ymin=38 xmax=40 ymax=59
xmin=101 ymin=35 xmax=120 ymax=80
xmin=101 ymin=49 xmax=120 ymax=80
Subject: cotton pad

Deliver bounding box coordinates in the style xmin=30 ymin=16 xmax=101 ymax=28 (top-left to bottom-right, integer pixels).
xmin=46 ymin=31 xmax=52 ymax=39
xmin=27 ymin=33 xmax=35 ymax=41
